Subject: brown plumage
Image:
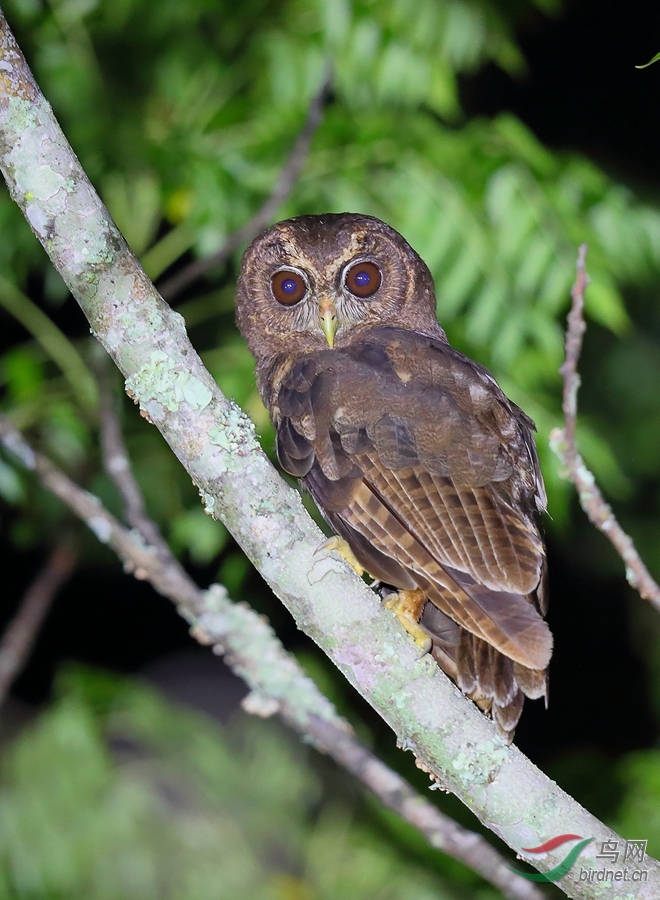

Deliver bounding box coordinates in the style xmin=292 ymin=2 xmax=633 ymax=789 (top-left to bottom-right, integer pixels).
xmin=236 ymin=212 xmax=551 ymax=740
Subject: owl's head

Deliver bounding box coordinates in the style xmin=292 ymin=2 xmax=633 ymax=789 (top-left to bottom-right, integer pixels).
xmin=235 ymin=213 xmax=444 ymax=362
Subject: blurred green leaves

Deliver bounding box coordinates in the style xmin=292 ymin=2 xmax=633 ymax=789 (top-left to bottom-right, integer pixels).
xmin=615 ymin=750 xmax=660 ymax=858
xmin=2 ymin=0 xmax=660 ymax=586
xmin=1 ymin=4 xmax=660 ymax=893
xmin=0 ymin=276 xmax=97 ymax=411
xmin=0 ymin=668 xmax=469 ymax=899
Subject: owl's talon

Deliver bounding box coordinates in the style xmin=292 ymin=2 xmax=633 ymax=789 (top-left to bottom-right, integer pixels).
xmin=384 ymin=589 xmax=432 ymax=655
xmin=316 ymin=535 xmax=365 ymax=577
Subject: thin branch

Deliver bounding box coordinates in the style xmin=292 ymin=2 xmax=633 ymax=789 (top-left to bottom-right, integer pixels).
xmin=1 ymin=17 xmax=658 ymax=895
xmin=0 ymin=415 xmax=542 ymax=900
xmin=96 ymin=356 xmax=170 ymax=558
xmin=0 ymin=417 xmax=203 ymax=613
xmin=159 ymin=67 xmax=332 ymax=301
xmin=549 ymin=244 xmax=660 ymax=611
xmin=0 ymin=538 xmax=76 ymax=706
xmin=560 ymin=244 xmax=589 ymax=450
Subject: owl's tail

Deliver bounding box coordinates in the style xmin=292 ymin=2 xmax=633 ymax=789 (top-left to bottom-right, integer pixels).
xmin=420 ymin=602 xmax=548 ymax=742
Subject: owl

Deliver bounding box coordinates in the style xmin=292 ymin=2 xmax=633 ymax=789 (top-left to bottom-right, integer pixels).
xmin=236 ymin=213 xmax=551 ymax=740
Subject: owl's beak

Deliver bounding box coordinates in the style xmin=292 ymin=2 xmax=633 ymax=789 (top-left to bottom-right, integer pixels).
xmin=318 ymin=295 xmax=337 ymax=349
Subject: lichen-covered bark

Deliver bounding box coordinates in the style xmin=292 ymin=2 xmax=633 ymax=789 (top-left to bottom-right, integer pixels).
xmin=0 ymin=14 xmax=656 ymax=897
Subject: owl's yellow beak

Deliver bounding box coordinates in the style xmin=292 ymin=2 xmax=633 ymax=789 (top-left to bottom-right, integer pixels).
xmin=318 ymin=295 xmax=337 ymax=349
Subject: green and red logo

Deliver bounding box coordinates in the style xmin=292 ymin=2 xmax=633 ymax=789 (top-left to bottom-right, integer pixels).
xmin=509 ymin=834 xmax=593 ymax=882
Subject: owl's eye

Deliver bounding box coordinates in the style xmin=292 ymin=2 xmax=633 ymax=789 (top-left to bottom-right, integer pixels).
xmin=344 ymin=261 xmax=381 ymax=298
xmin=271 ymin=270 xmax=307 ymax=305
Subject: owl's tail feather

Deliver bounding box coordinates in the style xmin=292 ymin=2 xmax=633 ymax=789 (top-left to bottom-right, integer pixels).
xmin=420 ymin=602 xmax=548 ymax=742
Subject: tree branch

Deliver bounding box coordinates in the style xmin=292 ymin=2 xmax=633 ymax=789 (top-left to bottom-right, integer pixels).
xmin=158 ymin=66 xmax=332 ymax=301
xmin=0 ymin=16 xmax=657 ymax=896
xmin=549 ymin=244 xmax=660 ymax=611
xmin=96 ymin=355 xmax=171 ymax=558
xmin=0 ymin=538 xmax=76 ymax=707
xmin=0 ymin=414 xmax=542 ymax=900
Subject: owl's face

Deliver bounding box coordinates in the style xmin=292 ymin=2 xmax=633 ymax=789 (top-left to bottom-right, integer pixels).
xmin=236 ymin=213 xmax=444 ymax=363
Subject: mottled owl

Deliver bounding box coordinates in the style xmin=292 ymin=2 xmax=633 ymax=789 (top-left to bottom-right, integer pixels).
xmin=235 ymin=212 xmax=551 ymax=740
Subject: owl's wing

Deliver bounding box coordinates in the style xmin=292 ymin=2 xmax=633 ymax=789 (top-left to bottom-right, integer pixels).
xmin=275 ymin=327 xmax=551 ymax=682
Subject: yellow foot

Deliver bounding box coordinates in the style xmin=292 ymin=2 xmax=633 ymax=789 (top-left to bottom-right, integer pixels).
xmin=384 ymin=589 xmax=432 ymax=655
xmin=316 ymin=535 xmax=365 ymax=578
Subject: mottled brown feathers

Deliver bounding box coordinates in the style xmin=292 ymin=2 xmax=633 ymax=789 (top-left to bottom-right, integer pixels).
xmin=236 ymin=212 xmax=551 ymax=741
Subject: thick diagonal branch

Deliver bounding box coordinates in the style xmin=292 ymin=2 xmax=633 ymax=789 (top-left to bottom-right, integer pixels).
xmin=0 ymin=16 xmax=657 ymax=896
xmin=550 ymin=245 xmax=660 ymax=610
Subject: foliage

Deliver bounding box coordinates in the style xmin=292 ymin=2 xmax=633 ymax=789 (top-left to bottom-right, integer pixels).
xmin=0 ymin=668 xmax=480 ymax=899
xmin=1 ymin=0 xmax=660 ymax=893
xmin=2 ymin=0 xmax=660 ymax=564
xmin=636 ymin=51 xmax=660 ymax=69
xmin=614 ymin=749 xmax=660 ymax=859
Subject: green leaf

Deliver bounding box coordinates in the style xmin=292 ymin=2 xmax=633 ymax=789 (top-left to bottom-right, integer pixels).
xmin=0 ymin=458 xmax=23 ymax=504
xmin=584 ymin=278 xmax=630 ymax=334
xmin=169 ymin=506 xmax=228 ymax=564
xmin=636 ymin=51 xmax=660 ymax=69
